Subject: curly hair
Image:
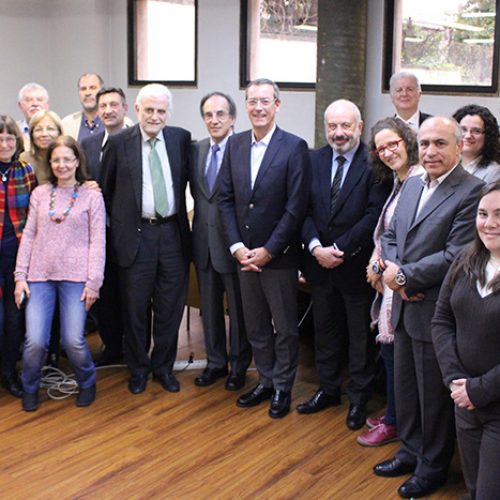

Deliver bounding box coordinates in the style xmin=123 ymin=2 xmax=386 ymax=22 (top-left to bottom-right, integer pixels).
xmin=452 ymin=104 xmax=500 ymax=168
xmin=368 ymin=117 xmax=418 ymax=181
xmin=451 ymin=181 xmax=500 ymax=294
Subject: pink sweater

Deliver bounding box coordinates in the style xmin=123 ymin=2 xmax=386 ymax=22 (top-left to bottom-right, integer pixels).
xmin=15 ymin=183 xmax=106 ymax=292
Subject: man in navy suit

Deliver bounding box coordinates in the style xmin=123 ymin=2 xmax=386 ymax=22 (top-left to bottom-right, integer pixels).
xmin=101 ymin=84 xmax=191 ymax=395
xmin=298 ymin=100 xmax=392 ymax=429
xmin=82 ymin=86 xmax=130 ymax=366
xmin=218 ymin=78 xmax=311 ymax=418
xmin=190 ymin=92 xmax=251 ymax=390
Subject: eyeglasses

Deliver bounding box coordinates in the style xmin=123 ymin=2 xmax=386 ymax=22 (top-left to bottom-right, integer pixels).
xmin=373 ymin=138 xmax=403 ymax=157
xmin=50 ymin=156 xmax=77 ymax=165
xmin=460 ymin=126 xmax=485 ymax=136
xmin=246 ymin=97 xmax=276 ymax=108
xmin=0 ymin=136 xmax=16 ymax=145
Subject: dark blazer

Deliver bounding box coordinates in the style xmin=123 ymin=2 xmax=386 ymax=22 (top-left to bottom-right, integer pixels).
xmin=302 ymin=142 xmax=392 ymax=289
xmin=190 ymin=138 xmax=235 ymax=274
xmin=101 ymin=124 xmax=191 ymax=267
xmin=381 ymin=165 xmax=484 ymax=341
xmin=419 ymin=111 xmax=432 ymax=126
xmin=217 ymin=126 xmax=311 ymax=269
xmin=81 ymin=131 xmax=105 ymax=180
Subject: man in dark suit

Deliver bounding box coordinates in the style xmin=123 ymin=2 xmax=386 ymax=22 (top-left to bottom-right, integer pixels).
xmin=374 ymin=116 xmax=484 ymax=499
xmin=218 ymin=78 xmax=311 ymax=418
xmin=82 ymin=86 xmax=130 ymax=366
xmin=101 ymin=83 xmax=191 ymax=395
xmin=390 ymin=71 xmax=431 ymax=133
xmin=298 ymin=99 xmax=392 ymax=429
xmin=190 ymin=92 xmax=251 ymax=390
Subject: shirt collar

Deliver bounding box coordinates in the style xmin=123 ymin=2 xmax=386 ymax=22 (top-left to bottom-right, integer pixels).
xmin=251 ymin=124 xmax=276 ymax=146
xmin=210 ymin=131 xmax=232 ymax=153
xmin=331 ymin=141 xmax=358 ymax=165
xmin=140 ymin=127 xmax=164 ymax=144
xmin=420 ymin=163 xmax=459 ymax=186
xmin=396 ymin=109 xmax=420 ymax=127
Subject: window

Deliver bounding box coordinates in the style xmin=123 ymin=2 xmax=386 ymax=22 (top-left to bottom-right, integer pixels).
xmin=383 ymin=0 xmax=500 ymax=93
xmin=240 ymin=0 xmax=318 ymax=89
xmin=128 ymin=0 xmax=197 ymax=86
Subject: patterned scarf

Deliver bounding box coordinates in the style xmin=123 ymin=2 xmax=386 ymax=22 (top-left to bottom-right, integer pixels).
xmin=0 ymin=159 xmax=36 ymax=298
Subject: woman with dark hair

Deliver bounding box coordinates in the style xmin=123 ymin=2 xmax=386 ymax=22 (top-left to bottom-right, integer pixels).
xmin=432 ymin=182 xmax=500 ymax=500
xmin=452 ymin=104 xmax=500 ymax=183
xmin=0 ymin=115 xmax=36 ymax=398
xmin=357 ymin=117 xmax=423 ymax=447
xmin=14 ymin=136 xmax=105 ymax=411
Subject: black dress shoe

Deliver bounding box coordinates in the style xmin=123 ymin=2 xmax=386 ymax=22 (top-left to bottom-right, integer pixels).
xmin=225 ymin=372 xmax=246 ymax=391
xmin=76 ymin=384 xmax=96 ymax=407
xmin=236 ymin=383 xmax=273 ymax=408
xmin=1 ymin=374 xmax=23 ymax=398
xmin=346 ymin=403 xmax=367 ymax=430
xmin=269 ymin=390 xmax=291 ymax=418
xmin=22 ymin=391 xmax=39 ymax=412
xmin=155 ymin=373 xmax=180 ymax=392
xmin=128 ymin=374 xmax=148 ymax=394
xmin=398 ymin=474 xmax=446 ymax=498
xmin=194 ymin=366 xmax=228 ymax=387
xmin=296 ymin=388 xmax=340 ymax=414
xmin=373 ymin=457 xmax=416 ymax=477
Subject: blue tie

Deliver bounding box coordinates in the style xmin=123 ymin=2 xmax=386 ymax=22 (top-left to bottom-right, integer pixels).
xmin=206 ymin=144 xmax=220 ymax=193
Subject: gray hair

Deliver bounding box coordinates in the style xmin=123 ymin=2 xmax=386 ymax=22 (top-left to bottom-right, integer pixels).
xmin=245 ymin=78 xmax=280 ymax=101
xmin=135 ymin=83 xmax=173 ymax=117
xmin=18 ymin=82 xmax=49 ymax=102
xmin=389 ymin=71 xmax=421 ymax=94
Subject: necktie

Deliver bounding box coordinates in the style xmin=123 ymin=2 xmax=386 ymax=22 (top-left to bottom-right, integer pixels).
xmin=148 ymin=138 xmax=169 ymax=217
xmin=205 ymin=144 xmax=220 ymax=193
xmin=330 ymin=155 xmax=346 ymax=214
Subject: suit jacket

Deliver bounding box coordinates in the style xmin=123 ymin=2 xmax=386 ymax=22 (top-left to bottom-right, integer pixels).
xmin=302 ymin=142 xmax=392 ymax=289
xmin=217 ymin=126 xmax=311 ymax=269
xmin=381 ymin=165 xmax=484 ymax=341
xmin=101 ymin=124 xmax=191 ymax=268
xmin=190 ymin=138 xmax=235 ymax=274
xmin=81 ymin=131 xmax=105 ymax=180
xmin=419 ymin=111 xmax=432 ymax=126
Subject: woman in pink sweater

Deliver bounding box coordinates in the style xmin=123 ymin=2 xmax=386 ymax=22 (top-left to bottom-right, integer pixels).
xmin=14 ymin=136 xmax=105 ymax=411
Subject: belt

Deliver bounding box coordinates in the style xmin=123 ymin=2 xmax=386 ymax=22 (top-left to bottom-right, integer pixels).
xmin=141 ymin=215 xmax=176 ymax=225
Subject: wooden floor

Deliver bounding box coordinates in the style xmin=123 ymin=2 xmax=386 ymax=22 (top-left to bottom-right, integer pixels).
xmin=0 ymin=309 xmax=467 ymax=500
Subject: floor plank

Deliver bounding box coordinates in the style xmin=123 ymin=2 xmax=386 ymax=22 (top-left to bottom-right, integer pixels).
xmin=0 ymin=309 xmax=467 ymax=499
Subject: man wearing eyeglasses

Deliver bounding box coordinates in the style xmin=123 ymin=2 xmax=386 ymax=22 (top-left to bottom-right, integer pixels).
xmin=189 ymin=92 xmax=251 ymax=391
xmin=298 ymin=99 xmax=392 ymax=429
xmin=390 ymin=71 xmax=431 ymax=134
xmin=218 ymin=78 xmax=311 ymax=418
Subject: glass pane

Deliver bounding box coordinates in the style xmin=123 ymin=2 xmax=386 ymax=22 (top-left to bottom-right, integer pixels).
xmin=247 ymin=0 xmax=317 ymax=84
xmin=134 ymin=0 xmax=196 ymax=82
xmin=396 ymin=0 xmax=497 ymax=87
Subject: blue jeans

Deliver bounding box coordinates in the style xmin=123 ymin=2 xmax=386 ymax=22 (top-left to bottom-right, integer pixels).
xmin=21 ymin=281 xmax=96 ymax=394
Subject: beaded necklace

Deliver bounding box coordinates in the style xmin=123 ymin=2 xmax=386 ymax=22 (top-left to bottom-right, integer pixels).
xmin=48 ymin=183 xmax=79 ymax=223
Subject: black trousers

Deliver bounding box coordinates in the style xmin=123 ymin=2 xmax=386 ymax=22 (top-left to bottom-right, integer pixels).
xmin=119 ymin=220 xmax=188 ymax=377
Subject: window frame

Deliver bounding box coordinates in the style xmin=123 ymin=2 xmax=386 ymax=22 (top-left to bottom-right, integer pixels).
xmin=382 ymin=0 xmax=500 ymax=95
xmin=127 ymin=0 xmax=198 ymax=87
xmin=239 ymin=0 xmax=317 ymax=90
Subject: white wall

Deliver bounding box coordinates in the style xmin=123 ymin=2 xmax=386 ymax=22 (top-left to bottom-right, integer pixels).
xmin=1 ymin=0 xmax=499 ymax=147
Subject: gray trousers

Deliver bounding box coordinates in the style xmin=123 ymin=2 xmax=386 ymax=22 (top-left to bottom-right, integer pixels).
xmin=238 ymin=267 xmax=299 ymax=392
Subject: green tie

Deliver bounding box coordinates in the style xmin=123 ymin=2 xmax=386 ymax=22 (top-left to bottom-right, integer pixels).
xmin=148 ymin=137 xmax=169 ymax=217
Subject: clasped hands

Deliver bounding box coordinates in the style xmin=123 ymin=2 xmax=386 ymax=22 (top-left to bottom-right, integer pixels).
xmin=382 ymin=260 xmax=424 ymax=302
xmin=312 ymin=245 xmax=344 ymax=269
xmin=450 ymin=378 xmax=475 ymax=410
xmin=235 ymin=246 xmax=272 ymax=272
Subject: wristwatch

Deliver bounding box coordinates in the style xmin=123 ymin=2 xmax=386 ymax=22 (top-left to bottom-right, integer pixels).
xmin=395 ymin=269 xmax=407 ymax=287
xmin=371 ymin=260 xmax=382 ymax=275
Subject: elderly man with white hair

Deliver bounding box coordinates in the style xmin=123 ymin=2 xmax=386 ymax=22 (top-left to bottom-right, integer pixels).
xmin=390 ymin=71 xmax=431 ymax=133
xmin=17 ymin=82 xmax=50 ymax=149
xmin=101 ymin=83 xmax=191 ymax=395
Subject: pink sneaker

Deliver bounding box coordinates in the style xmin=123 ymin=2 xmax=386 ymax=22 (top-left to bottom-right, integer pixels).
xmin=366 ymin=415 xmax=385 ymax=429
xmin=356 ymin=422 xmax=398 ymax=447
